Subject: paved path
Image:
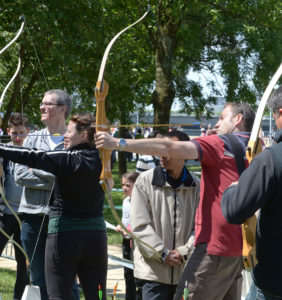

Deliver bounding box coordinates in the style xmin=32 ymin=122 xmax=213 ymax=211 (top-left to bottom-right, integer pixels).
xmin=0 ymin=244 xmax=126 ymax=299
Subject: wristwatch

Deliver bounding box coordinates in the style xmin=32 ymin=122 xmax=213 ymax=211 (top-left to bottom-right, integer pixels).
xmin=161 ymin=248 xmax=170 ymax=263
xmin=118 ymin=138 xmax=127 ymax=151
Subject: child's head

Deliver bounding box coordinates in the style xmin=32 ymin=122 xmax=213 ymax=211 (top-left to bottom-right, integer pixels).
xmin=7 ymin=113 xmax=29 ymax=146
xmin=122 ymin=171 xmax=139 ymax=197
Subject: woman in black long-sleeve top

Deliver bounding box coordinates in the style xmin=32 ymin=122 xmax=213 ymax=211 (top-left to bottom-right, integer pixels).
xmin=0 ymin=113 xmax=107 ymax=300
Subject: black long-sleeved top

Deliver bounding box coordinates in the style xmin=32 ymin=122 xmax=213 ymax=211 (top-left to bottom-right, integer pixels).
xmin=0 ymin=143 xmax=104 ymax=219
xmin=221 ymin=130 xmax=282 ymax=298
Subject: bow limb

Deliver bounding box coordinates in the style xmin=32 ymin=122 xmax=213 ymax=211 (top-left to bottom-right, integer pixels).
xmin=243 ymin=62 xmax=282 ymax=270
xmin=246 ymin=63 xmax=282 ymax=161
xmin=95 ymin=7 xmax=150 ymax=185
xmin=0 ymin=17 xmax=25 ymax=55
xmin=0 ymin=59 xmax=23 ymax=231
xmin=97 ymin=7 xmax=151 ymax=82
xmin=95 ymin=6 xmax=150 ymax=185
xmin=0 ymin=16 xmax=25 ymax=124
xmin=0 ymin=57 xmax=21 ymax=110
xmin=0 ymin=51 xmax=23 ymax=231
xmin=0 ymin=18 xmax=28 ymax=266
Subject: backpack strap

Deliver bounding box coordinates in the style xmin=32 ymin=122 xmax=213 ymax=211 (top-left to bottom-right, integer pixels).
xmin=225 ymin=134 xmax=246 ymax=176
xmin=152 ymin=156 xmax=160 ymax=167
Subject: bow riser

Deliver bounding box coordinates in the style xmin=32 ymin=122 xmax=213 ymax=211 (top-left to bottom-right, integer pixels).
xmin=95 ymin=80 xmax=113 ymax=185
xmin=246 ymin=139 xmax=263 ymax=164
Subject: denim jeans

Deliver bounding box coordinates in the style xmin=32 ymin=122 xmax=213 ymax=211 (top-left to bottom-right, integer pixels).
xmin=0 ymin=213 xmax=28 ymax=300
xmin=245 ymin=282 xmax=258 ymax=300
xmin=20 ymin=214 xmax=49 ymax=300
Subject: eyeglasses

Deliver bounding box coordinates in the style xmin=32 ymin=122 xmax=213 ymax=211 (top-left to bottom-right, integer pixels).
xmin=40 ymin=102 xmax=61 ymax=108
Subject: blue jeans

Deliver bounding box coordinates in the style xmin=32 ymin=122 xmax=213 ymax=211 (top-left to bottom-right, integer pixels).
xmin=21 ymin=214 xmax=49 ymax=300
xmin=0 ymin=213 xmax=28 ymax=300
xmin=245 ymin=282 xmax=258 ymax=300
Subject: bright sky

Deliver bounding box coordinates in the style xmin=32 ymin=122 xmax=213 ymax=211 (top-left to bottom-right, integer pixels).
xmin=146 ymin=69 xmax=226 ymax=111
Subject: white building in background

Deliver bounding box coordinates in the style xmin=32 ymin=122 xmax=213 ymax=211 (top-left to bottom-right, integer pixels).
xmin=131 ymin=96 xmax=274 ymax=137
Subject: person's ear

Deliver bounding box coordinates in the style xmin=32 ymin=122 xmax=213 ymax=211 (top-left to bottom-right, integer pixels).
xmin=278 ymin=108 xmax=282 ymax=116
xmin=81 ymin=130 xmax=88 ymax=141
xmin=60 ymin=105 xmax=67 ymax=114
xmin=234 ymin=113 xmax=244 ymax=126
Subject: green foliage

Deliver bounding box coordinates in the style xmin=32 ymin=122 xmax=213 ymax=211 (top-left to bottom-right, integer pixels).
xmin=0 ymin=0 xmax=281 ymax=129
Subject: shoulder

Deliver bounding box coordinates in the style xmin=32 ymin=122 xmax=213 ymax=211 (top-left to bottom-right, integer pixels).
xmin=65 ymin=146 xmax=101 ymax=164
xmin=123 ymin=196 xmax=131 ymax=205
xmin=190 ymin=172 xmax=200 ymax=186
xmin=135 ymin=168 xmax=154 ymax=185
xmin=138 ymin=154 xmax=155 ymax=162
xmin=30 ymin=128 xmax=47 ymax=137
xmin=192 ymin=135 xmax=224 ymax=162
xmin=192 ymin=134 xmax=222 ymax=148
xmin=137 ymin=167 xmax=154 ymax=179
xmin=24 ymin=128 xmax=47 ymax=146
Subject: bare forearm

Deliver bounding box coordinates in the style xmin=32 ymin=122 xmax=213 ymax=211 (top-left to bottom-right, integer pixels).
xmin=95 ymin=132 xmax=198 ymax=160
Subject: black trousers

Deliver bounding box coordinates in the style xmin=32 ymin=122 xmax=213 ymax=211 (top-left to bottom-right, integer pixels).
xmin=0 ymin=213 xmax=29 ymax=300
xmin=122 ymin=238 xmax=136 ymax=300
xmin=45 ymin=230 xmax=108 ymax=300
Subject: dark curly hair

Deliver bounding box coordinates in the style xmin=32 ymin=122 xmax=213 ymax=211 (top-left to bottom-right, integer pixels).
xmin=69 ymin=113 xmax=96 ymax=146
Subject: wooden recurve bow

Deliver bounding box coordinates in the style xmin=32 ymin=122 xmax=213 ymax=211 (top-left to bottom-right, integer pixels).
xmin=95 ymin=7 xmax=163 ymax=260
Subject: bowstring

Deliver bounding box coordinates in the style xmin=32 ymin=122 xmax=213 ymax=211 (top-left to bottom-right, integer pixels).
xmin=25 ymin=21 xmax=49 ymax=90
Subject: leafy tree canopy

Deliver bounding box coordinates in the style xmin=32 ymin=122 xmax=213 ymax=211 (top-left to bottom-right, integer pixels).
xmin=0 ymin=0 xmax=281 ymax=131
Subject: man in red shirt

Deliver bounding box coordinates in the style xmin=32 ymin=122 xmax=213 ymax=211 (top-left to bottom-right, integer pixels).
xmin=95 ymin=102 xmax=255 ymax=300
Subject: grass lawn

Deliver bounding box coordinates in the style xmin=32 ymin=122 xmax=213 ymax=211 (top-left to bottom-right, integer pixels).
xmin=0 ymin=161 xmax=201 ymax=299
xmin=0 ymin=268 xmax=15 ymax=300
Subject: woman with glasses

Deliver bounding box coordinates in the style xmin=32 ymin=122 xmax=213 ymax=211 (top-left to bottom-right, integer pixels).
xmin=0 ymin=113 xmax=107 ymax=300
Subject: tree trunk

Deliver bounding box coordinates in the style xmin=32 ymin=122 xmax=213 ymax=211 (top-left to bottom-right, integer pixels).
xmin=118 ymin=150 xmax=127 ymax=177
xmin=118 ymin=124 xmax=127 ymax=177
xmin=152 ymin=22 xmax=176 ymax=133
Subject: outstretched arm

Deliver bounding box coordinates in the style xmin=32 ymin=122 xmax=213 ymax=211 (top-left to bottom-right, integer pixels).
xmin=95 ymin=131 xmax=198 ymax=160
